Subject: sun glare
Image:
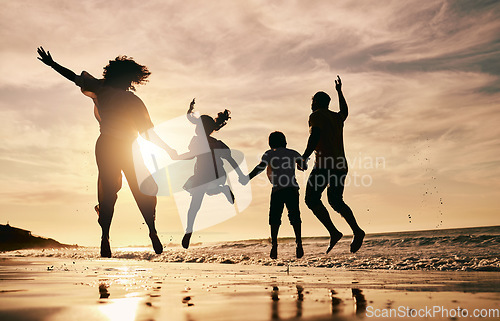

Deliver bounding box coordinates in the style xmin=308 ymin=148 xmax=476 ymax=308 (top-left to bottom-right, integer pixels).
xmin=98 ymin=297 xmax=141 ymax=321
xmin=136 ymin=136 xmax=167 ymax=174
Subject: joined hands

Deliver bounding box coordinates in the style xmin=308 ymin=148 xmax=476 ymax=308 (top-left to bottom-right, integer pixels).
xmin=164 ymin=146 xmax=178 ymax=159
xmin=239 ymin=174 xmax=249 ymax=186
xmin=297 ymin=157 xmax=308 ymax=171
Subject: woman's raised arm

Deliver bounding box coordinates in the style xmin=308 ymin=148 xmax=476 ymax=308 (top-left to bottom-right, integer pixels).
xmin=37 ymin=46 xmax=77 ymax=83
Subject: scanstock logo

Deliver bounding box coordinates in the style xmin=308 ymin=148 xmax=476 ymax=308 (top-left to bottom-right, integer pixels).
xmin=131 ymin=113 xmax=252 ymax=233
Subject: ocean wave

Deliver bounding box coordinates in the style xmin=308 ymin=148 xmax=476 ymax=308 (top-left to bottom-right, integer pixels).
xmin=5 ymin=226 xmax=499 ymax=272
xmin=7 ymin=247 xmax=500 ymax=272
xmin=361 ymin=234 xmax=500 ymax=248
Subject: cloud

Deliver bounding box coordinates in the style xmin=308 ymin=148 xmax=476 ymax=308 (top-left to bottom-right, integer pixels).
xmin=1 ymin=0 xmax=499 ymax=243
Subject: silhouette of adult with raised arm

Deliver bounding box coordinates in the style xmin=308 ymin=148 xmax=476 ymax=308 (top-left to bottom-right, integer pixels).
xmin=37 ymin=47 xmax=175 ymax=257
xmin=300 ymin=75 xmax=365 ymax=253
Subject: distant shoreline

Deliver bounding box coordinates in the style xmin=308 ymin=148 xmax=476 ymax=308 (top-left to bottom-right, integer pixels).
xmin=0 ymin=224 xmax=77 ymax=251
xmin=2 ymin=224 xmax=498 ymax=250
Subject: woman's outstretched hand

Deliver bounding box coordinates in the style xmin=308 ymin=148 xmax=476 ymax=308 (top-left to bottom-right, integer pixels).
xmin=37 ymin=47 xmax=54 ymax=67
xmin=36 ymin=47 xmax=77 ymax=82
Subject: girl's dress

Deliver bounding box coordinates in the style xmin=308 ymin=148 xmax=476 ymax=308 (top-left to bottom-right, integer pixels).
xmin=183 ymin=135 xmax=231 ymax=192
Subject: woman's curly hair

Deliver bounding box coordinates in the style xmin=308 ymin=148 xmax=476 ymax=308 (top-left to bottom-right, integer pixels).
xmin=102 ymin=56 xmax=151 ymax=91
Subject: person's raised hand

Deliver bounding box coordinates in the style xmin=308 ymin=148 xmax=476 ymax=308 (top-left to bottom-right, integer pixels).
xmin=188 ymin=98 xmax=195 ymax=113
xmin=335 ymin=75 xmax=342 ymax=92
xmin=37 ymin=47 xmax=54 ymax=67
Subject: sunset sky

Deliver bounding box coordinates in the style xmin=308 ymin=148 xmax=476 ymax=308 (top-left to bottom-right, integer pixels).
xmin=1 ymin=0 xmax=499 ymax=247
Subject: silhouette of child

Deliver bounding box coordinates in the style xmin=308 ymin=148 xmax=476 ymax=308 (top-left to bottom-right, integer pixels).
xmin=170 ymin=99 xmax=247 ymax=248
xmin=245 ymin=132 xmax=307 ymax=259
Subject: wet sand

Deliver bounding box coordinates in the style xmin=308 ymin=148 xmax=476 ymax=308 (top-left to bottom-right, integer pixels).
xmin=1 ymin=255 xmax=499 ymax=321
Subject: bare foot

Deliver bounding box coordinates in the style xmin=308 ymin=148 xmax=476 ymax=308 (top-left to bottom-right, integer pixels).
xmin=296 ymin=243 xmax=304 ymax=259
xmin=182 ymin=233 xmax=192 ymax=249
xmin=350 ymin=230 xmax=365 ymax=253
xmin=270 ymin=244 xmax=278 ymax=259
xmin=149 ymin=233 xmax=163 ymax=254
xmin=326 ymin=231 xmax=343 ymax=254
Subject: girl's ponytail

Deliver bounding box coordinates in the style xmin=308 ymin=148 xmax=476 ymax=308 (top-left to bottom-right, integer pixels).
xmin=213 ymin=109 xmax=231 ymax=131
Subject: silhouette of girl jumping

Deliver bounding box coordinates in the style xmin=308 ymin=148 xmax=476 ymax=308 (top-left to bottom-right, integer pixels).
xmin=170 ymin=99 xmax=246 ymax=248
xmin=37 ymin=47 xmax=175 ymax=257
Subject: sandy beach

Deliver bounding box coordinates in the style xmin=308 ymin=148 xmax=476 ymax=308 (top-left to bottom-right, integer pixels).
xmin=3 ymin=2 xmax=500 ymax=321
xmin=1 ymin=253 xmax=499 ymax=321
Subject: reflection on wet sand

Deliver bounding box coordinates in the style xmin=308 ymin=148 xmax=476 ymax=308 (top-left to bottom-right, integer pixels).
xmin=352 ymin=288 xmax=367 ymax=315
xmin=2 ymin=256 xmax=499 ymax=321
xmin=99 ymin=282 xmax=110 ymax=299
xmin=97 ymin=297 xmax=142 ymax=321
xmin=296 ymin=284 xmax=304 ymax=318
xmin=271 ymin=285 xmax=280 ymax=319
xmin=271 ymin=284 xmax=309 ymax=320
xmin=329 ymin=289 xmax=343 ymax=315
xmin=270 ymin=284 xmax=305 ymax=319
xmin=96 ymin=279 xmax=163 ymax=321
xmin=271 ymin=285 xmax=368 ymax=319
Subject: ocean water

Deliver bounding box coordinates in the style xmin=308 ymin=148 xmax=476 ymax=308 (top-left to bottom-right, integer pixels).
xmin=8 ymin=226 xmax=500 ymax=272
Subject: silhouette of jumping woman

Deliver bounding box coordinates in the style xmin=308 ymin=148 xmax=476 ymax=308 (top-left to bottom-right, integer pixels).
xmin=300 ymin=75 xmax=365 ymax=254
xmin=37 ymin=47 xmax=175 ymax=257
xmin=170 ymin=99 xmax=246 ymax=249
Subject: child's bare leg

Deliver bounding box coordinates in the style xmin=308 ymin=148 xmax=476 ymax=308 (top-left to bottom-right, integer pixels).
xmin=292 ymin=223 xmax=304 ymax=258
xmin=183 ymin=190 xmax=204 ymax=249
xmin=285 ymin=188 xmax=302 ymax=258
xmin=270 ymin=224 xmax=279 ymax=259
